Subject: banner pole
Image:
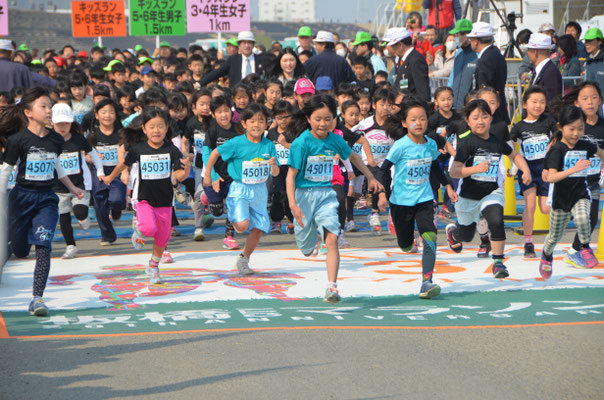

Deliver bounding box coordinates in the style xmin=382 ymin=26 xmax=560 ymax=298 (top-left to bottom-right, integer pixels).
xmin=218 ymin=31 xmax=222 ymax=53
xmin=156 ymin=35 xmax=160 ymax=49
xmin=98 ymin=36 xmax=103 ymax=48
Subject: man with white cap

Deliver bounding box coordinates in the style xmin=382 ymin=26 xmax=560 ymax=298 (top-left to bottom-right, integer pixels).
xmin=199 ymin=31 xmax=268 ymax=87
xmin=0 ymin=39 xmax=56 ymax=92
xmin=303 ymin=31 xmax=357 ymax=88
xmin=469 ymin=22 xmax=509 ymax=123
xmin=527 ymin=33 xmax=562 ymax=105
xmin=384 ymin=27 xmax=430 ymax=102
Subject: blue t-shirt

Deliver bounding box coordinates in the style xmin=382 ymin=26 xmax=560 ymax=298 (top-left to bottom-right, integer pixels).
xmin=217 ymin=134 xmax=278 ymax=183
xmin=387 ymin=135 xmax=440 ymax=206
xmin=288 ymin=129 xmax=352 ymax=188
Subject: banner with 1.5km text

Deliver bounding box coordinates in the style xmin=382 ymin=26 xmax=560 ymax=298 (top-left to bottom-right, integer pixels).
xmin=130 ymin=0 xmax=186 ymax=36
xmin=71 ymin=0 xmax=127 ymax=37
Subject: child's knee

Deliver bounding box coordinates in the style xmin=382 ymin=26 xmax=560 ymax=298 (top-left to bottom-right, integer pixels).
xmin=233 ymin=220 xmax=249 ymax=233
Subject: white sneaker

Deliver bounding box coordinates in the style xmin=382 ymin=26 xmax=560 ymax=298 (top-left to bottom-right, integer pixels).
xmin=338 ymin=232 xmax=351 ymax=249
xmin=193 ymin=228 xmax=205 ymax=241
xmin=79 ymin=218 xmax=91 ymax=230
xmin=61 ymin=245 xmax=78 ymax=259
xmin=146 ymin=265 xmax=162 ymax=284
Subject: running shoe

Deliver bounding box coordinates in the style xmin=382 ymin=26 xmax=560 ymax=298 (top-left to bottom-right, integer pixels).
xmin=79 ymin=217 xmax=91 ymax=230
xmin=523 ymin=242 xmax=536 ymax=258
xmin=61 ymin=245 xmax=78 ymax=259
xmin=477 ymin=235 xmax=491 ymax=258
xmin=419 ymin=281 xmax=441 ymax=299
xmin=580 ymin=248 xmax=599 ymax=269
xmin=236 ymin=254 xmax=254 ymax=275
xmin=319 ymin=242 xmax=328 ymax=255
xmin=408 ymin=238 xmax=420 ymax=253
xmin=286 ymin=223 xmax=295 ymax=234
xmin=565 ymin=250 xmax=585 ymax=268
xmin=369 ymin=212 xmax=381 ymax=235
xmin=446 ymin=223 xmax=462 ymax=253
xmin=338 ymin=233 xmax=351 ymax=249
xmin=202 ymin=214 xmax=215 ymax=228
xmin=100 ymin=240 xmax=114 ymax=246
xmin=223 ymin=236 xmax=240 ymax=250
xmin=131 ymin=223 xmax=145 ymax=249
xmin=193 ymin=228 xmax=205 ymax=242
xmin=323 ymin=287 xmax=341 ymax=304
xmin=28 ymin=296 xmax=49 ymax=317
xmin=539 ymin=253 xmax=553 ymax=280
xmin=146 ymin=265 xmax=162 ymax=284
xmin=170 ymin=227 xmax=181 ymax=237
xmin=492 ymin=262 xmax=509 ymax=279
xmin=271 ymin=222 xmax=282 ymax=234
xmin=345 ymin=220 xmax=359 ymax=233
xmin=161 ymin=251 xmax=174 ymax=264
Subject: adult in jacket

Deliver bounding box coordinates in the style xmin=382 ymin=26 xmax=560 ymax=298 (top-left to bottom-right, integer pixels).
xmin=448 ymin=19 xmax=477 ymax=109
xmin=0 ymin=40 xmax=56 ymax=92
xmin=527 ymin=33 xmax=562 ymax=105
xmin=303 ymin=31 xmax=356 ymax=88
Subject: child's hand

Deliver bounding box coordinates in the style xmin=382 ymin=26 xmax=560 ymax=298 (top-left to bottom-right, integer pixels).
xmin=347 ymin=171 xmax=355 ymax=181
xmin=378 ymin=194 xmax=388 ymax=213
xmin=97 ymin=173 xmax=105 ymax=181
xmin=212 ymin=177 xmax=224 ymax=193
xmin=446 ymin=185 xmax=458 ymax=203
xmin=268 ymin=157 xmax=277 ymax=166
xmin=521 ymin=168 xmax=532 ymax=185
xmin=181 ymin=157 xmax=191 ymax=168
xmin=367 ymin=158 xmax=377 ymax=168
xmin=291 ymin=204 xmax=305 ymax=228
xmin=542 ymin=169 xmax=549 ymax=183
xmin=474 ymin=161 xmax=490 ymax=174
xmin=334 ymin=154 xmax=341 ymax=162
xmin=72 ymin=188 xmax=84 ymax=200
xmin=101 ymin=176 xmax=112 ymax=186
xmin=573 ymin=158 xmax=591 ymax=172
xmin=367 ymin=177 xmax=384 ymax=194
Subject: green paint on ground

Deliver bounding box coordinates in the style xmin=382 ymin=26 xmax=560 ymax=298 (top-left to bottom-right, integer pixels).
xmin=2 ymin=288 xmax=604 ymax=337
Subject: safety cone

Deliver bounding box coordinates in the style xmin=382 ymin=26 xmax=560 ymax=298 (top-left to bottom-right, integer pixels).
xmin=532 ymin=201 xmax=550 ymax=235
xmin=595 ymin=212 xmax=604 ymax=261
xmin=503 ymin=156 xmax=518 ymax=219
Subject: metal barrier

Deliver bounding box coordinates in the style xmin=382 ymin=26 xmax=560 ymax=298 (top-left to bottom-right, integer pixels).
xmin=562 ymin=76 xmax=586 ymax=95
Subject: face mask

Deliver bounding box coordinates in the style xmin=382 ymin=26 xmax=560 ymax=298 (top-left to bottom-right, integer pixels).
xmin=454 ymin=37 xmax=461 ymax=47
xmin=446 ymin=41 xmax=457 ymax=51
xmin=336 ymin=49 xmax=347 ymax=57
xmin=384 ymin=49 xmax=390 ymax=58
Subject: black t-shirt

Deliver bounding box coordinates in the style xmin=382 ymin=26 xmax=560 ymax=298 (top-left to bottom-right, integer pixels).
xmin=2 ymin=129 xmax=64 ymax=190
xmin=336 ymin=123 xmax=362 ymax=174
xmin=184 ymin=116 xmax=208 ymax=169
xmin=581 ymin=116 xmax=604 ymax=185
xmin=125 ymin=141 xmax=184 ymax=207
xmin=91 ymin=127 xmax=121 ymax=174
xmin=266 ymin=127 xmax=290 ymax=171
xmin=510 ymin=115 xmax=557 ymax=166
xmin=426 ymin=131 xmax=448 ymax=189
xmin=55 ymin=134 xmax=93 ymax=193
xmin=454 ymin=132 xmax=513 ymax=200
xmin=204 ymin=120 xmax=241 ymax=180
xmin=428 ymin=110 xmax=461 ymax=135
xmin=544 ymin=140 xmax=597 ymax=211
xmin=490 ymin=118 xmax=510 ymax=142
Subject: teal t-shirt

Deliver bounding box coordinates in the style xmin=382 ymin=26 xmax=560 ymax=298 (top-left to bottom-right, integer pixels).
xmin=387 ymin=135 xmax=440 ymax=206
xmin=288 ymin=129 xmax=352 ymax=188
xmin=217 ymin=134 xmax=278 ymax=183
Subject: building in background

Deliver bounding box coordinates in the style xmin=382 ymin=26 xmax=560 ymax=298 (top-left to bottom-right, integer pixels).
xmin=259 ymin=0 xmax=315 ymax=22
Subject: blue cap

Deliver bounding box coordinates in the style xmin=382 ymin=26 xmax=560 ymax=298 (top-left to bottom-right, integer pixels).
xmin=316 ymin=76 xmax=333 ymax=91
xmin=141 ymin=65 xmax=155 ymax=75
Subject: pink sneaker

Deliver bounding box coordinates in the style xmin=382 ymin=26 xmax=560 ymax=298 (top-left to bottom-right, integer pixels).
xmin=223 ymin=236 xmax=240 ymax=250
xmin=388 ymin=213 xmax=396 ymax=236
xmin=580 ymin=248 xmax=599 ymax=269
xmin=539 ymin=253 xmax=553 ymax=280
xmin=161 ymin=251 xmax=174 ymax=264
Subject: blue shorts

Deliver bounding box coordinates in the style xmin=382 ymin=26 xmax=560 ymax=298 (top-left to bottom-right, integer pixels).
xmin=8 ymin=185 xmax=59 ymax=258
xmin=226 ymin=181 xmax=270 ymax=233
xmin=203 ymin=178 xmax=232 ymax=204
xmin=518 ymin=162 xmax=549 ymax=197
xmin=294 ymin=187 xmax=341 ymax=256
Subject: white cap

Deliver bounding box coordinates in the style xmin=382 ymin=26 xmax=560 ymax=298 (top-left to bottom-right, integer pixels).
xmin=237 ymin=31 xmax=255 ymax=42
xmin=467 ymin=22 xmax=494 ymax=38
xmin=538 ymin=23 xmax=556 ymax=33
xmin=382 ymin=27 xmax=412 ymax=46
xmin=0 ymin=39 xmax=14 ymax=51
xmin=314 ymin=31 xmax=335 ymax=43
xmin=526 ymin=33 xmax=553 ymax=50
xmin=52 ymin=103 xmax=74 ymax=124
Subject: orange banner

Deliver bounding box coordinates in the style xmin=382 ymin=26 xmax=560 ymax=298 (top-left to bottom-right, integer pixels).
xmin=72 ymin=1 xmax=127 ymax=37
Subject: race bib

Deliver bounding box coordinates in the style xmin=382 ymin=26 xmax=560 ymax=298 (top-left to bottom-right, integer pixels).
xmin=368 ymin=140 xmax=391 ymax=162
xmin=275 ymin=144 xmax=289 ymax=166
xmin=25 ymin=152 xmax=56 ymax=181
xmin=304 ymin=155 xmax=333 ymax=182
xmin=406 ymin=157 xmax=431 ymax=185
xmin=60 ymin=152 xmax=80 ymax=175
xmin=522 ymin=136 xmax=548 ymax=161
xmin=241 ymin=160 xmax=270 ymax=184
xmin=471 ymin=155 xmax=500 ymax=182
xmin=564 ymin=150 xmax=588 ymax=178
xmin=140 ymin=153 xmax=171 ymax=180
xmin=352 ymin=143 xmax=362 ymax=155
xmin=97 ymin=145 xmax=119 ymax=167
xmin=193 ymin=133 xmax=205 ymax=153
xmin=7 ymin=166 xmax=16 ymax=189
xmin=588 ymin=157 xmax=601 ymax=176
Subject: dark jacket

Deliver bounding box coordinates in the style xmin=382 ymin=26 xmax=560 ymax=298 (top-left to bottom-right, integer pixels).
xmin=450 ymin=44 xmax=478 ymax=109
xmin=474 ymin=45 xmax=509 ymax=124
xmin=303 ymin=48 xmax=356 ymax=88
xmin=199 ymin=53 xmax=269 ymax=88
xmin=586 ymin=48 xmax=604 ymax=117
xmin=0 ymin=58 xmax=56 ymax=92
xmin=394 ymin=48 xmax=431 ymax=102
xmin=532 ymin=59 xmax=562 ymax=105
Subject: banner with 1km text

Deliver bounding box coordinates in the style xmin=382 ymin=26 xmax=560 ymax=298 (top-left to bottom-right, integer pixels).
xmin=187 ymin=0 xmax=250 ymax=33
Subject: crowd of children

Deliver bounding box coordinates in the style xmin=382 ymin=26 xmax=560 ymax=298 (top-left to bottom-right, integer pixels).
xmin=1 ymin=31 xmax=603 ymax=317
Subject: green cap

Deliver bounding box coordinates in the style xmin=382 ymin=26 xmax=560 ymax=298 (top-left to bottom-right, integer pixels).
xmin=138 ymin=56 xmax=154 ymax=66
xmin=449 ymin=19 xmax=473 ymax=35
xmin=298 ymin=26 xmax=312 ymax=37
xmin=134 ymin=44 xmax=143 ymax=52
xmin=583 ymin=27 xmax=604 ymax=41
xmin=17 ymin=44 xmax=29 ymax=52
xmin=159 ymin=41 xmax=171 ymax=48
xmin=351 ymin=31 xmax=372 ymax=46
xmin=102 ymin=59 xmax=123 ymax=72
xmin=92 ymin=42 xmax=107 ymax=50
xmin=226 ymin=37 xmax=239 ymax=47
xmin=31 ymin=59 xmax=42 ymax=65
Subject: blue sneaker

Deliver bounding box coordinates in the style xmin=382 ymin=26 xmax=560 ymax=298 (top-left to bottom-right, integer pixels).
xmin=492 ymin=262 xmax=509 ymax=279
xmin=565 ymin=250 xmax=585 ymax=268
xmin=28 ymin=296 xmax=49 ymax=317
xmin=419 ymin=281 xmax=441 ymax=299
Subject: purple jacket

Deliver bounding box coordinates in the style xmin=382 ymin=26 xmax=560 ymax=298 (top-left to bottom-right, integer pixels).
xmin=0 ymin=58 xmax=56 ymax=92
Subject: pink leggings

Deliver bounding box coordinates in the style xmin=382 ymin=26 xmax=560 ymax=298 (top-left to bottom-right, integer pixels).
xmin=135 ymin=201 xmax=172 ymax=248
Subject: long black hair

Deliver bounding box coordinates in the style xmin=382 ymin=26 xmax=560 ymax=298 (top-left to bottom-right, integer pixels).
xmin=383 ymin=96 xmax=430 ymax=140
xmin=0 ymin=86 xmax=49 ymax=149
xmin=551 ymin=105 xmax=586 ymax=144
xmin=285 ymin=94 xmax=337 ymax=143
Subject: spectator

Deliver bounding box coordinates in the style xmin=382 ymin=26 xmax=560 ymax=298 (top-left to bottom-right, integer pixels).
xmin=584 ymin=27 xmax=604 ymax=116
xmin=266 ymin=48 xmax=306 ymax=85
xmin=351 ymin=31 xmax=387 ymax=74
xmin=296 ymin=26 xmax=317 ymax=57
xmin=351 ymin=56 xmax=375 ymax=93
xmin=418 ymin=25 xmax=444 ymax=66
xmin=225 ymin=37 xmax=239 ymax=58
xmin=517 ymin=29 xmax=534 ymax=80
xmin=385 ymin=27 xmax=430 ymax=101
xmin=538 ymin=23 xmax=557 ymax=44
xmin=565 ymin=21 xmax=588 ymax=58
xmin=555 ymin=34 xmax=582 ymax=78
xmin=0 ymin=39 xmax=56 ymax=92
xmin=298 ymin=50 xmax=313 ymax=65
xmin=335 ymin=42 xmax=349 ymax=58
xmin=527 ymin=33 xmax=562 ymax=105
xmin=431 ymin=34 xmax=456 ymax=78
xmin=422 ymin=0 xmax=462 ymax=41
xmin=469 ymin=22 xmax=509 ymax=123
xmin=303 ymin=31 xmax=356 ymax=88
xmin=448 ymin=19 xmax=477 ymax=110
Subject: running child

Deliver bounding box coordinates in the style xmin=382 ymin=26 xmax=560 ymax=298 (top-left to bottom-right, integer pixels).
xmin=204 ymin=104 xmax=280 ymax=275
xmin=103 ymin=107 xmax=191 ymax=284
xmin=539 ymin=105 xmax=604 ymax=278
xmin=447 ymin=99 xmax=532 ymax=279
xmin=286 ymin=94 xmax=384 ymax=303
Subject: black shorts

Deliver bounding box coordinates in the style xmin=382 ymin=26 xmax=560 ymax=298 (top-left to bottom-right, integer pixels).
xmin=390 ymin=200 xmax=436 ymax=250
xmin=518 ymin=162 xmax=549 ymax=197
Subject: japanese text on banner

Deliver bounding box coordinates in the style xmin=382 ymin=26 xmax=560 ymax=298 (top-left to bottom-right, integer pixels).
xmin=187 ymin=0 xmax=250 ymax=33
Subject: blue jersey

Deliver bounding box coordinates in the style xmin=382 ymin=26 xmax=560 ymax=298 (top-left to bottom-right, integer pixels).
xmin=217 ymin=134 xmax=278 ymax=184
xmin=288 ymin=129 xmax=352 ymax=188
xmin=387 ymin=135 xmax=440 ymax=206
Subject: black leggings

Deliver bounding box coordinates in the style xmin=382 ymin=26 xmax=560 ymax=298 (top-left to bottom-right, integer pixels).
xmin=270 ymin=167 xmax=293 ymax=223
xmin=333 ymin=184 xmax=347 ymax=230
xmin=454 ymin=204 xmax=506 ymax=242
xmin=59 ymin=205 xmax=89 ymax=246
